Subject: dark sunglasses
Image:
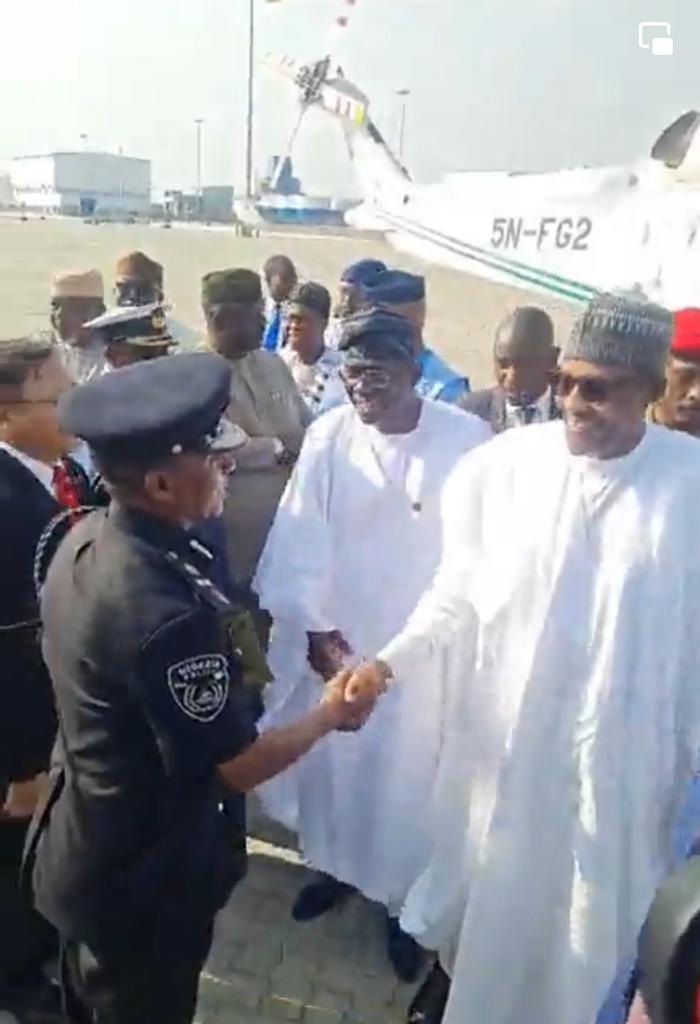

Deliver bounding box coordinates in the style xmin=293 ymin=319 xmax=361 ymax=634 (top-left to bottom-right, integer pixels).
xmin=557 ymin=373 xmax=640 ymax=405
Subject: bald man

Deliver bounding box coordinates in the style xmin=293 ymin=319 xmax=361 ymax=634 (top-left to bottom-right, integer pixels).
xmin=460 ymin=306 xmax=559 ymax=432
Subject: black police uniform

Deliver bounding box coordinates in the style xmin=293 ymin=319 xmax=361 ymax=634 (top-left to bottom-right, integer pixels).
xmin=29 ymin=354 xmax=259 ymax=1024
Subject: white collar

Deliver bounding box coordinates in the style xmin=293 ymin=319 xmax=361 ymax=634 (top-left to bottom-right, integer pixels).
xmin=506 ymin=385 xmax=552 ymax=416
xmin=0 ymin=441 xmax=55 ymax=494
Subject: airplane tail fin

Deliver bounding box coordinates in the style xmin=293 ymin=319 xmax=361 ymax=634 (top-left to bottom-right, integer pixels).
xmin=263 ymin=51 xmax=410 ymax=219
xmin=650 ymin=110 xmax=700 ymax=182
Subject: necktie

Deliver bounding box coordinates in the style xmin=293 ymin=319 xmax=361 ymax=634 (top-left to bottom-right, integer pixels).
xmin=52 ymin=460 xmax=81 ymax=510
xmin=520 ymin=405 xmax=537 ymax=426
xmin=262 ymin=305 xmax=282 ymax=352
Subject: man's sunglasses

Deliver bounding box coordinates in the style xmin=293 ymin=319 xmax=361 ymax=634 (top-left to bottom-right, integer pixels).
xmin=339 ymin=366 xmax=394 ymax=388
xmin=556 ymin=373 xmax=640 ymax=405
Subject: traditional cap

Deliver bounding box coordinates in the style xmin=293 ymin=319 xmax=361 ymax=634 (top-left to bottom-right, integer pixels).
xmin=51 ymin=270 xmax=104 ymax=301
xmin=59 ymin=352 xmax=246 ymax=462
xmin=671 ymin=308 xmax=700 ymax=360
xmin=115 ymin=251 xmax=163 ymax=286
xmin=564 ymin=294 xmax=672 ymax=381
xmin=494 ymin=306 xmax=555 ymax=357
xmin=363 ymin=270 xmax=426 ymax=306
xmin=202 ymin=269 xmax=262 ymax=307
xmin=84 ymin=303 xmax=173 ymax=348
xmin=338 ymin=307 xmax=416 ymax=363
xmin=288 ymin=281 xmax=331 ymax=322
xmin=340 ymin=258 xmax=387 ymax=286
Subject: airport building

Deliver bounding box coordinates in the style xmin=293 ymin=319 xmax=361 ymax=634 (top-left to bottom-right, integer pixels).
xmin=12 ymin=152 xmax=151 ymax=217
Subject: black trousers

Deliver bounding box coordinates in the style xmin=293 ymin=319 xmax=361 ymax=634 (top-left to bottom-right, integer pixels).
xmin=0 ymin=817 xmax=56 ymax=990
xmin=59 ymin=925 xmax=214 ymax=1024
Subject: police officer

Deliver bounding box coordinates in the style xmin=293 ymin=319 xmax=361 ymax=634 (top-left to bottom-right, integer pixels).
xmin=29 ymin=352 xmax=375 ymax=1024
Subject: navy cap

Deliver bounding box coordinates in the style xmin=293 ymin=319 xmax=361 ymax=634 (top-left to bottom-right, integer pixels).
xmin=85 ymin=303 xmax=173 ymax=348
xmin=59 ymin=352 xmax=246 ymax=462
xmin=338 ymin=307 xmax=416 ymax=363
xmin=363 ymin=270 xmax=425 ymax=305
xmin=340 ymin=259 xmax=387 ymax=287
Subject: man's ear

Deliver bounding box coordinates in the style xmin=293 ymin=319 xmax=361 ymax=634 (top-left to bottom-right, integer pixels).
xmin=142 ymin=466 xmax=174 ymax=503
xmin=410 ymin=362 xmax=421 ymax=387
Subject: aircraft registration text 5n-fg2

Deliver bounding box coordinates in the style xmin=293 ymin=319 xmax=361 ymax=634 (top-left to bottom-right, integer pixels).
xmin=491 ymin=216 xmax=593 ymax=251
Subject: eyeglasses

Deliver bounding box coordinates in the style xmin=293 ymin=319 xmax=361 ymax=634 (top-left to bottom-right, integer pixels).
xmin=556 ymin=373 xmax=640 ymax=405
xmin=340 ymin=366 xmax=394 ymax=388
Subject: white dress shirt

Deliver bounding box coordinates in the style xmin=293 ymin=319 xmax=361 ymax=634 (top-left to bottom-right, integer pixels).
xmin=0 ymin=441 xmax=54 ymax=495
xmin=505 ymin=386 xmax=554 ymax=429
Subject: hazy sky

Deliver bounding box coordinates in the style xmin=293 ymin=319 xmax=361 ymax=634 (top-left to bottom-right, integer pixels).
xmin=0 ymin=0 xmax=697 ymax=196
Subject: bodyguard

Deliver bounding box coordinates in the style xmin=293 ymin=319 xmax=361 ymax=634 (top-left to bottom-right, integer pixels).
xmin=29 ymin=353 xmax=375 ymax=1024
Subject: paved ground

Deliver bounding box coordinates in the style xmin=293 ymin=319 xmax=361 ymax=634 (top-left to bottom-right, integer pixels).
xmin=196 ymin=802 xmax=421 ymax=1024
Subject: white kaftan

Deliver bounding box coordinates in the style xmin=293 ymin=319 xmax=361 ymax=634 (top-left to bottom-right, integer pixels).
xmin=254 ymin=400 xmax=491 ymax=908
xmin=377 ymin=421 xmax=700 ymax=1024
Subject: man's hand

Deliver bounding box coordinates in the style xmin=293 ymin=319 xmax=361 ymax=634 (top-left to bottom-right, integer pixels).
xmin=319 ymin=669 xmax=376 ymax=732
xmin=1 ymin=774 xmax=47 ymax=819
xmin=344 ymin=659 xmax=392 ymax=706
xmin=308 ymin=630 xmax=354 ymax=682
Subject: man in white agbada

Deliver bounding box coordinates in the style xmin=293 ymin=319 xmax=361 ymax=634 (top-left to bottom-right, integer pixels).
xmin=346 ymin=294 xmax=700 ymax=1024
xmin=254 ymin=307 xmax=491 ymax=980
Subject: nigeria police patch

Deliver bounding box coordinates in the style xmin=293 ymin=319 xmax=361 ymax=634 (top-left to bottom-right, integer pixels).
xmin=167 ymin=654 xmax=230 ymax=722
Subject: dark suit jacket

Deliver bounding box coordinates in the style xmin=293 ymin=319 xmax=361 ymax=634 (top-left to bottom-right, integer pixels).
xmin=0 ymin=449 xmax=60 ymax=786
xmin=459 ymin=386 xmax=560 ymax=434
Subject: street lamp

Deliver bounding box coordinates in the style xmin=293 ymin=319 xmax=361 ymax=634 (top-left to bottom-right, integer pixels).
xmin=245 ymin=0 xmax=255 ymax=199
xmin=396 ymin=89 xmax=410 ymax=163
xmin=194 ymin=118 xmax=204 ymax=219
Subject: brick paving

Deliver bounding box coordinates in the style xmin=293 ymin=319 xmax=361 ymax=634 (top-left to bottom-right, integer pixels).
xmin=196 ymin=801 xmax=421 ymax=1024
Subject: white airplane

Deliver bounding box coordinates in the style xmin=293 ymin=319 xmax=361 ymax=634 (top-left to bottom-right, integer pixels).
xmin=265 ymin=52 xmax=700 ymax=308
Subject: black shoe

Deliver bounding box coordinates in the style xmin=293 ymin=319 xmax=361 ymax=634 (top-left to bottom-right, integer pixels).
xmin=291 ymin=875 xmax=353 ymax=922
xmin=406 ymin=961 xmax=451 ymax=1023
xmin=386 ymin=916 xmax=426 ymax=984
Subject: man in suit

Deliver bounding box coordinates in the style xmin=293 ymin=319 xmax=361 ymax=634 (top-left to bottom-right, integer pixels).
xmin=459 ymin=306 xmax=559 ymax=432
xmin=262 ymin=255 xmax=298 ymax=353
xmin=0 ymin=335 xmax=75 ymax=1021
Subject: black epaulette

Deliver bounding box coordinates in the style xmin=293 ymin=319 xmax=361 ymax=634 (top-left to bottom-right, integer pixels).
xmin=162 ymin=547 xmax=232 ymax=613
xmin=161 ymin=546 xmax=273 ymax=686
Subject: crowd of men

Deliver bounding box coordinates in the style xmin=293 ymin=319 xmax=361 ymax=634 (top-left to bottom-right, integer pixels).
xmin=2 ymin=243 xmax=700 ymax=1024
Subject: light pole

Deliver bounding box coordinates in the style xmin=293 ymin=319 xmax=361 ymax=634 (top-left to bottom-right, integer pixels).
xmin=195 ymin=118 xmax=204 ymax=219
xmin=396 ymin=89 xmax=410 ymax=163
xmin=245 ymin=0 xmax=255 ymax=198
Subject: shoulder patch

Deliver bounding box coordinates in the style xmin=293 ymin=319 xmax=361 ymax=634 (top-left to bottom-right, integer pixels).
xmin=167 ymin=653 xmax=230 ymax=722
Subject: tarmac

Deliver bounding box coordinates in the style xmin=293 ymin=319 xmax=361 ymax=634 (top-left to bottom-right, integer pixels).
xmin=196 ymin=804 xmax=422 ymax=1024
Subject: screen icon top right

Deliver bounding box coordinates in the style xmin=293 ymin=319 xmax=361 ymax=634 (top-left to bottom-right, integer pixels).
xmin=638 ymin=22 xmax=674 ymax=55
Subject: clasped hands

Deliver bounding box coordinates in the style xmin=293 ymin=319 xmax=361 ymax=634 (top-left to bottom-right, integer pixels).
xmin=308 ymin=630 xmax=392 ymax=733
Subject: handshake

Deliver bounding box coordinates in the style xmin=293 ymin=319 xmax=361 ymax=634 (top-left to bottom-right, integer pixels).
xmin=319 ymin=662 xmax=392 ymax=733
xmin=309 ymin=630 xmax=392 ymax=733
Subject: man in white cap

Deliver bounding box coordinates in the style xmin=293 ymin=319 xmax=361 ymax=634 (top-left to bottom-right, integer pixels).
xmin=343 ymin=294 xmax=700 ymax=1024
xmin=51 ymin=270 xmax=107 ymax=384
xmin=254 ymin=308 xmax=490 ymax=983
